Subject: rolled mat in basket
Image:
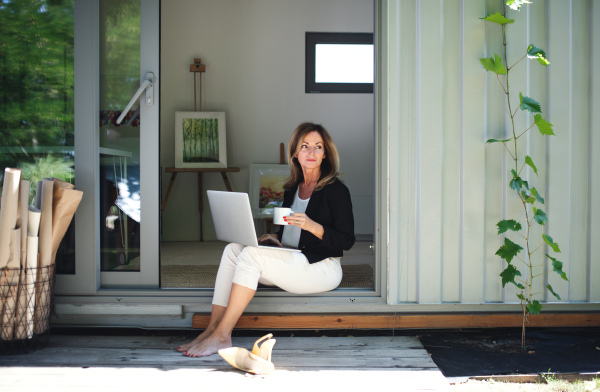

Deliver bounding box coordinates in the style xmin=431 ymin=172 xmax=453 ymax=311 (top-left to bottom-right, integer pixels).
xmin=33 ymin=179 xmax=53 ymax=334
xmin=13 ymin=180 xmax=30 ymax=340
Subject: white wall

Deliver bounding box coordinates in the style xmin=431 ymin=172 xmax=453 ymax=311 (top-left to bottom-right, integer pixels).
xmin=384 ymin=0 xmax=600 ymax=306
xmin=160 ymin=0 xmax=374 ymax=241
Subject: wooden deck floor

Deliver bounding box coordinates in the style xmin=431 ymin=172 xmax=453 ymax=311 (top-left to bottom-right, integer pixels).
xmin=0 ymin=335 xmax=451 ymax=391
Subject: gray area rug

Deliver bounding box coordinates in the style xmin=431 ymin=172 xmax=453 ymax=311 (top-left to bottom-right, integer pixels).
xmin=161 ymin=264 xmax=373 ymax=288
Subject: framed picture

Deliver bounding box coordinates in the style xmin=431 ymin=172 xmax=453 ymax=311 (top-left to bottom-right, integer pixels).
xmin=175 ymin=111 xmax=227 ymax=168
xmin=249 ymin=164 xmax=290 ymax=218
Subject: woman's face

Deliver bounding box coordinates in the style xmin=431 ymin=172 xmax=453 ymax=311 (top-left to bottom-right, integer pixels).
xmin=295 ymin=130 xmax=326 ymax=171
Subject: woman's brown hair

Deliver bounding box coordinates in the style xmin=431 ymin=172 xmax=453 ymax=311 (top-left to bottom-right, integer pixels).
xmin=284 ymin=122 xmax=341 ymax=191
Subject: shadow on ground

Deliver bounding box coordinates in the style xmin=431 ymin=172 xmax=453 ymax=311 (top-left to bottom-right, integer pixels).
xmin=418 ymin=327 xmax=600 ymax=377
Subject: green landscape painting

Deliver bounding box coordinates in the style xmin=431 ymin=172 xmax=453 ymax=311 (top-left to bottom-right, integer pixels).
xmin=182 ymin=118 xmax=220 ymax=163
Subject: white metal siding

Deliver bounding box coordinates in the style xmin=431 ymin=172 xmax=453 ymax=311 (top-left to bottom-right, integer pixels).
xmin=385 ymin=0 xmax=600 ymax=306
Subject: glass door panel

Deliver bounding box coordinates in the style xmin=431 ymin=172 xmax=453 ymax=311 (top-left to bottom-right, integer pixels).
xmin=99 ymin=0 xmax=159 ymax=288
xmin=0 ymin=0 xmax=76 ymax=275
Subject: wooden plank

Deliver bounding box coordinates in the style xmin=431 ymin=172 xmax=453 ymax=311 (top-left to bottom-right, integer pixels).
xmin=165 ymin=167 xmax=240 ymax=172
xmin=192 ymin=312 xmax=600 ymax=329
xmin=44 ymin=335 xmax=424 ymax=350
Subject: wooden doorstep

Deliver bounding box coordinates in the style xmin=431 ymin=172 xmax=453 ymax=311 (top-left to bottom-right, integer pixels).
xmin=192 ymin=312 xmax=600 ymax=329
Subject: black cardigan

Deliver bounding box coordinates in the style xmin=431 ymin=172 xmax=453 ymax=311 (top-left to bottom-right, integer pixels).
xmin=276 ymin=179 xmax=355 ymax=264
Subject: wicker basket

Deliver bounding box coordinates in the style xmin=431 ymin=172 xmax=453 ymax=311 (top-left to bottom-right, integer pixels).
xmin=0 ymin=265 xmax=55 ymax=355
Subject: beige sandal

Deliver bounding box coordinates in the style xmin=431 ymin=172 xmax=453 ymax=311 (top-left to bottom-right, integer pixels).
xmin=218 ymin=334 xmax=276 ymax=375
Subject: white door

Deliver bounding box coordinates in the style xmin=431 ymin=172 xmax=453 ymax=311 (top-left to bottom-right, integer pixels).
xmin=56 ymin=0 xmax=159 ymax=293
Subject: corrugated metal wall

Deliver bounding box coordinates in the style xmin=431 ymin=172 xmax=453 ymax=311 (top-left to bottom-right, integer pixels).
xmin=385 ymin=0 xmax=600 ymax=305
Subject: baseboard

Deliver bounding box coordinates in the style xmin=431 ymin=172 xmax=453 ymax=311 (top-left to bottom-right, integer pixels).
xmin=192 ymin=312 xmax=600 ymax=329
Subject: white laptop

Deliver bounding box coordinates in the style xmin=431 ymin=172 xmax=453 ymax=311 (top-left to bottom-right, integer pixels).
xmin=207 ymin=190 xmax=301 ymax=252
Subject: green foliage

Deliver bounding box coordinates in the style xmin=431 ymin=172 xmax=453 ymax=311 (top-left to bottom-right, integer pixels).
xmin=542 ymin=234 xmax=561 ymax=253
xmin=486 ymin=138 xmax=512 ymax=144
xmin=496 ymin=238 xmax=523 ymax=264
xmin=500 ymin=264 xmax=524 ymax=289
xmin=519 ymin=93 xmax=542 ymax=113
xmin=480 ymin=54 xmax=507 ymax=75
xmin=507 ymin=0 xmax=531 ymax=11
xmin=546 ymin=284 xmax=561 ymax=300
xmin=532 ymin=207 xmax=547 ymax=225
xmin=497 ymin=219 xmax=522 ymax=234
xmin=18 ymin=154 xmax=74 ymax=204
xmin=527 ymin=300 xmax=542 ymax=314
xmin=531 ymin=188 xmax=545 ymax=204
xmin=534 ymin=114 xmax=555 ymax=136
xmin=480 ymin=12 xmax=515 ymax=26
xmin=546 ymin=254 xmax=569 ymax=281
xmin=527 ymin=44 xmax=550 ymax=66
xmin=481 ymin=0 xmax=567 ymax=346
xmin=525 ymin=156 xmax=538 ymax=176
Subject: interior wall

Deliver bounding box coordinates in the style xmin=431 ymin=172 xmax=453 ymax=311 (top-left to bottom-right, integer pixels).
xmin=160 ymin=0 xmax=375 ymax=241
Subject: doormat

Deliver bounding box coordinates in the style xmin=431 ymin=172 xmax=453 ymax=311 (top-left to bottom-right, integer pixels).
xmin=161 ymin=264 xmax=373 ymax=289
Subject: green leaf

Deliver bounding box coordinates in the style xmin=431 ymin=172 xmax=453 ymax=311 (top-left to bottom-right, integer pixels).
xmin=486 ymin=138 xmax=512 ymax=144
xmin=481 ymin=12 xmax=515 ymax=25
xmin=527 ymin=300 xmax=543 ymax=315
xmin=496 ymin=238 xmax=523 ymax=264
xmin=516 ymin=293 xmax=525 ymax=301
xmin=542 ymin=234 xmax=561 ymax=253
xmin=534 ymin=114 xmax=555 ymax=136
xmin=497 ymin=219 xmax=522 ymax=234
xmin=500 ymin=264 xmax=523 ymax=288
xmin=480 ymin=54 xmax=507 ymax=75
xmin=526 ymin=196 xmax=536 ymax=204
xmin=546 ymin=284 xmax=561 ymax=301
xmin=546 ymin=254 xmax=568 ymax=281
xmin=523 ymin=180 xmax=530 ymax=190
xmin=525 ymin=156 xmax=538 ymax=176
xmin=531 ymin=188 xmax=545 ymax=204
xmin=507 ymin=0 xmax=532 ymax=11
xmin=527 ymin=44 xmax=550 ymax=66
xmin=519 ymin=93 xmax=542 ymax=113
xmin=532 ymin=207 xmax=548 ymax=225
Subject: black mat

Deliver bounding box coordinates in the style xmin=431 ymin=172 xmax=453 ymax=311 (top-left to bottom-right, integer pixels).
xmin=418 ymin=327 xmax=600 ymax=377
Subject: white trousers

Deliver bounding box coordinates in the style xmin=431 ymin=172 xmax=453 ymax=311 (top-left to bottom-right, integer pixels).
xmin=212 ymin=243 xmax=343 ymax=307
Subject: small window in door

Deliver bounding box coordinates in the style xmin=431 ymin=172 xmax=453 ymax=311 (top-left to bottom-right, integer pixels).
xmin=305 ymin=32 xmax=374 ymax=94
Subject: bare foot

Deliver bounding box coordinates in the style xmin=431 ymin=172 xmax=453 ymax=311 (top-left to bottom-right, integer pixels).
xmin=184 ymin=333 xmax=232 ymax=357
xmin=177 ymin=328 xmax=214 ymax=352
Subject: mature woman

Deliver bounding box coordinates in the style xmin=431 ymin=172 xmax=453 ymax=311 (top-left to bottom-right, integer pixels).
xmin=178 ymin=122 xmax=355 ymax=357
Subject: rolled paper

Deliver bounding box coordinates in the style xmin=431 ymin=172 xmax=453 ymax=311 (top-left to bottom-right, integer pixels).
xmin=27 ymin=206 xmax=41 ymax=237
xmin=18 ymin=180 xmax=30 ymax=266
xmin=51 ymin=186 xmax=83 ymax=265
xmin=0 ymin=168 xmax=21 ymax=269
xmin=34 ymin=179 xmax=54 ymax=334
xmin=1 ymin=228 xmax=21 ymax=341
xmin=25 ymin=236 xmax=39 ymax=338
xmin=37 ymin=179 xmax=54 ymax=269
xmin=35 ymin=181 xmax=43 ymax=210
xmin=13 ymin=180 xmax=30 ymax=340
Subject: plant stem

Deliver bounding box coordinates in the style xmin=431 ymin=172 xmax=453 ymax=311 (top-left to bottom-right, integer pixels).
xmin=508 ymin=54 xmax=527 ymax=71
xmin=517 ymin=123 xmax=535 ymax=139
xmin=530 ymin=243 xmax=544 ymax=255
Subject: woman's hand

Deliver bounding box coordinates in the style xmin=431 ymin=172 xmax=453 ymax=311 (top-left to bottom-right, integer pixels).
xmin=258 ymin=233 xmax=282 ymax=247
xmin=284 ymin=213 xmax=325 ymax=240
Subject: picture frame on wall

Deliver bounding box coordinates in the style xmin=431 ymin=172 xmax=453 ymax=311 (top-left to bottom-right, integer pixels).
xmin=249 ymin=163 xmax=290 ymax=218
xmin=175 ymin=111 xmax=227 ymax=168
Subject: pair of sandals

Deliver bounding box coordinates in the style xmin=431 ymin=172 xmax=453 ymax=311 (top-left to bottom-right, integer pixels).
xmin=218 ymin=334 xmax=276 ymax=375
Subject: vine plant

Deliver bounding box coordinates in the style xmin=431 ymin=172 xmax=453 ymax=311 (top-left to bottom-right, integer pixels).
xmin=480 ymin=0 xmax=568 ymax=347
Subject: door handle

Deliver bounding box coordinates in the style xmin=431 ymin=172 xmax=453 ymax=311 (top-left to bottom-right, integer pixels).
xmin=116 ymin=72 xmax=154 ymax=124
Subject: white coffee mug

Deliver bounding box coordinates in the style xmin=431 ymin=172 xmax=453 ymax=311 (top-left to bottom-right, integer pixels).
xmin=273 ymin=207 xmax=294 ymax=225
